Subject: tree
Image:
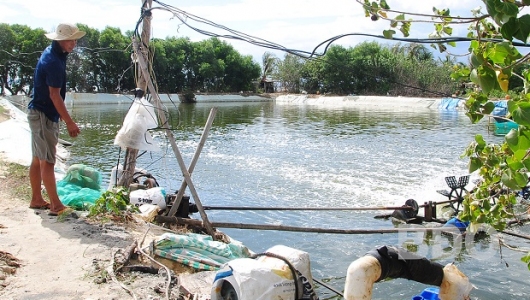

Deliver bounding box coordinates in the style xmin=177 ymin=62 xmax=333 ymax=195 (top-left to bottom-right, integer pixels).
xmin=260 ymin=52 xmax=278 ymax=92
xmin=350 ymin=41 xmax=396 ymax=95
xmin=150 ymin=37 xmax=188 ymax=93
xmin=0 ymin=24 xmax=48 ymax=95
xmin=318 ymin=45 xmax=356 ymax=94
xmin=359 ymin=0 xmax=530 ymax=268
xmin=71 ymin=24 xmax=103 ymax=93
xmin=0 ymin=24 xmax=16 ymax=96
xmin=275 ymin=53 xmax=305 ymax=93
xmin=98 ymin=26 xmax=132 ymax=93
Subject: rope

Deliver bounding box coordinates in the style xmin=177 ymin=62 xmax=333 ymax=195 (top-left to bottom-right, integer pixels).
xmin=313 ymin=277 xmax=344 ymax=298
xmin=251 ymin=252 xmax=300 ymax=300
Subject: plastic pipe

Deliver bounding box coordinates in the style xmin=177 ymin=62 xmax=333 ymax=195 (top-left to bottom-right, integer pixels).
xmin=344 ymin=246 xmax=473 ymax=300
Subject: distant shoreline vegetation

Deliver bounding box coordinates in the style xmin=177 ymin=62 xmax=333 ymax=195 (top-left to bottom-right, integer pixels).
xmin=1 ymin=23 xmax=483 ymax=98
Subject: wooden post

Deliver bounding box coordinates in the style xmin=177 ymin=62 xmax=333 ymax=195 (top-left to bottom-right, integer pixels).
xmin=117 ymin=0 xmax=216 ymax=239
xmin=165 ymin=107 xmax=218 ymax=217
xmin=118 ymin=0 xmax=152 ymax=188
xmin=424 ymin=201 xmax=432 ymax=222
xmin=154 ymin=216 xmax=456 ymax=235
xmin=131 ymin=38 xmax=216 ymax=239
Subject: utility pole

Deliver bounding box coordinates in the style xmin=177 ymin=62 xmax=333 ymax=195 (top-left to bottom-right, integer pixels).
xmin=119 ymin=0 xmax=217 ymax=239
xmin=118 ymin=0 xmax=152 ymax=188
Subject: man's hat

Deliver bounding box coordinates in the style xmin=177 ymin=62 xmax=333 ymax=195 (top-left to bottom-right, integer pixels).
xmin=45 ymin=23 xmax=86 ymax=41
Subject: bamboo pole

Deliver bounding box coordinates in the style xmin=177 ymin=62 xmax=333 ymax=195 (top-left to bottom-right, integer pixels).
xmin=201 ymin=205 xmax=415 ymax=211
xmin=154 ymin=216 xmax=459 ymax=235
xmin=165 ymin=107 xmax=218 ymax=217
xmin=118 ymin=0 xmax=152 ymax=188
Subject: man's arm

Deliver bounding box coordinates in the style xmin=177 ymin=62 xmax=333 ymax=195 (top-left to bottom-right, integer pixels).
xmin=49 ymin=86 xmax=80 ymax=137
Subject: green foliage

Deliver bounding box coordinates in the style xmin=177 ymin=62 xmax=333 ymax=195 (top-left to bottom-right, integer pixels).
xmin=363 ymin=0 xmax=530 ymax=267
xmin=0 ymin=24 xmax=261 ymax=95
xmin=292 ymin=41 xmax=453 ymax=96
xmin=0 ymin=23 xmax=47 ymax=95
xmin=88 ymin=187 xmax=136 ymax=218
xmin=275 ymin=53 xmax=304 ymax=93
xmin=523 ymin=252 xmax=530 ymax=271
xmin=180 ymin=90 xmax=196 ymax=103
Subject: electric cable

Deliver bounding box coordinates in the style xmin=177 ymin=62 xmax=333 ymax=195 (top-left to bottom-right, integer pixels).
xmin=130 ymin=1 xmax=494 ymax=99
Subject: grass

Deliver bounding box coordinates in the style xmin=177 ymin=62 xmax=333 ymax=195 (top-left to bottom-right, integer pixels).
xmin=0 ymin=160 xmax=33 ymax=204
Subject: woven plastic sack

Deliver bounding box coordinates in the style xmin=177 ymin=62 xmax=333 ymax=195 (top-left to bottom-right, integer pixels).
xmin=154 ymin=233 xmax=252 ymax=271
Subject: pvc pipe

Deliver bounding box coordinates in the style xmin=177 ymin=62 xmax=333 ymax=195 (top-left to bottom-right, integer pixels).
xmin=343 ymin=256 xmax=381 ymax=300
xmin=344 ymin=246 xmax=473 ymax=300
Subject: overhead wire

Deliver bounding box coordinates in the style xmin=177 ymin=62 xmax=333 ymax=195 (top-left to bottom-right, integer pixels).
xmin=132 ymin=1 xmax=502 ymax=99
xmin=124 ymin=0 xmax=524 ymax=181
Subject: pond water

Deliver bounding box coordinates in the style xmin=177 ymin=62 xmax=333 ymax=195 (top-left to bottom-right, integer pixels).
xmin=11 ymin=94 xmax=530 ymax=299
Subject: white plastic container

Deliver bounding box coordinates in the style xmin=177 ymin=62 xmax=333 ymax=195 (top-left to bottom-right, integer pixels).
xmin=129 ymin=187 xmax=167 ymax=209
xmin=211 ymin=245 xmax=317 ymax=300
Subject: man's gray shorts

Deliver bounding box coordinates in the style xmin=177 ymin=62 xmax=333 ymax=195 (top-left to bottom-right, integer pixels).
xmin=27 ymin=109 xmax=59 ymax=164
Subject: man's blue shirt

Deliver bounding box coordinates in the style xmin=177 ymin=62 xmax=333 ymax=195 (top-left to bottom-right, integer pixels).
xmin=28 ymin=41 xmax=68 ymax=122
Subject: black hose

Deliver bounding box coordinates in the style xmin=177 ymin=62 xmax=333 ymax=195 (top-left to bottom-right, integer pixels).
xmin=366 ymin=245 xmax=444 ymax=286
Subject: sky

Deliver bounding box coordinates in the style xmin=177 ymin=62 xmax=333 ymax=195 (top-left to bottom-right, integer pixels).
xmin=0 ymin=0 xmax=485 ymax=64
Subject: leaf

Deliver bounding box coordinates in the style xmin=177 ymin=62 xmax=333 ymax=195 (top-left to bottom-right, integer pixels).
xmin=476 ymin=213 xmax=486 ymax=223
xmin=484 ymin=43 xmax=511 ymax=64
xmin=485 ymin=0 xmax=501 ymax=23
xmin=506 ymin=129 xmax=519 ymax=149
xmin=501 ymin=171 xmax=520 ymax=190
xmin=470 ymin=69 xmax=480 ymax=85
xmin=466 ymin=111 xmax=484 ymax=123
xmin=510 ymin=102 xmax=530 ymax=127
xmin=514 ymin=15 xmax=530 ymax=43
xmin=496 ymin=69 xmax=510 ymax=92
xmin=470 ymin=53 xmax=484 ymax=68
xmin=506 ymin=155 xmax=524 ymax=169
xmin=501 ymin=18 xmax=518 ymax=40
xmin=482 ymin=101 xmax=496 ymax=115
xmin=383 ymin=30 xmax=395 ymax=39
xmin=514 ymin=171 xmax=528 ymax=187
xmin=400 ymin=22 xmax=411 ymax=37
xmin=380 ymin=0 xmax=390 ymax=9
xmin=469 ymin=157 xmax=483 ymax=173
xmin=475 ymin=134 xmax=487 ymax=147
xmin=477 ymin=66 xmax=497 ymax=93
xmin=517 ymin=135 xmax=530 ymax=152
xmin=469 ymin=40 xmax=480 ymax=51
xmin=494 ymin=1 xmax=519 ymax=18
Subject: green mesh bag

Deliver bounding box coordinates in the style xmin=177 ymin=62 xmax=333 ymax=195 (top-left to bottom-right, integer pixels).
xmin=57 ymin=164 xmax=104 ymax=210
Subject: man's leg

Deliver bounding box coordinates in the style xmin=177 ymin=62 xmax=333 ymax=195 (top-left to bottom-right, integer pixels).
xmin=29 ymin=156 xmax=49 ymax=208
xmin=40 ymin=160 xmax=66 ymax=214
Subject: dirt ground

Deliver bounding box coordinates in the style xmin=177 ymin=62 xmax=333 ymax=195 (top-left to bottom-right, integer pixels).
xmin=0 ymin=108 xmax=213 ymax=300
xmin=0 ymin=166 xmax=194 ymax=300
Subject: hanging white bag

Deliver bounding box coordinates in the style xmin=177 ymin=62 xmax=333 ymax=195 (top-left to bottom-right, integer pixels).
xmin=114 ymin=97 xmax=160 ymax=152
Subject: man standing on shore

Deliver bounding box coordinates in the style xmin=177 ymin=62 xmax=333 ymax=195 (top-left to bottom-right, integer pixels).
xmin=27 ymin=23 xmax=85 ymax=216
